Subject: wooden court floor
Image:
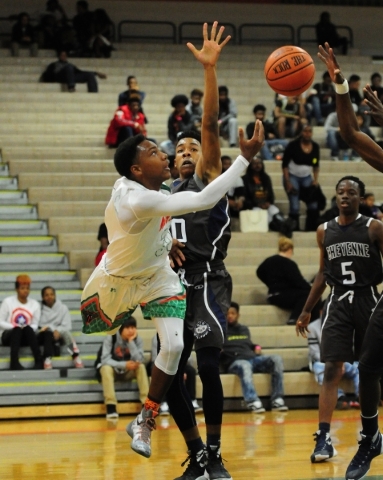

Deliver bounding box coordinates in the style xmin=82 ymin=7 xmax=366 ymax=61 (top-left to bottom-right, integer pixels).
xmin=1 ymin=408 xmax=383 ymax=480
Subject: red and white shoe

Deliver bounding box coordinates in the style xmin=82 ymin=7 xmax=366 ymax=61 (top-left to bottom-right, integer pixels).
xmin=44 ymin=357 xmax=52 ymax=370
xmin=73 ymin=356 xmax=84 ymax=368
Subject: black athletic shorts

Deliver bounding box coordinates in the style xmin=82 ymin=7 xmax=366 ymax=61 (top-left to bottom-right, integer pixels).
xmin=359 ymin=292 xmax=383 ymax=374
xmin=321 ymin=285 xmax=379 ymax=363
xmin=179 ymin=260 xmax=232 ymax=351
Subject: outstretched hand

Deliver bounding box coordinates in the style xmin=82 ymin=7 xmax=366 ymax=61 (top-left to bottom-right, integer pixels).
xmin=186 ymin=21 xmax=231 ymax=67
xmin=363 ymin=84 xmax=383 ymax=127
xmin=239 ymin=120 xmax=264 ymax=161
xmin=317 ymin=43 xmax=344 ymax=84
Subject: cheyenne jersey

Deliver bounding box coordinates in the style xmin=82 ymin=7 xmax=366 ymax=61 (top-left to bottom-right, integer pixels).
xmin=171 ymin=174 xmax=231 ymax=267
xmin=323 ymin=214 xmax=383 ymax=288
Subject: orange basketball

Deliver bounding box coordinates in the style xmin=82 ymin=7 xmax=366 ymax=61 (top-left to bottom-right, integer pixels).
xmin=264 ymin=46 xmax=316 ymax=96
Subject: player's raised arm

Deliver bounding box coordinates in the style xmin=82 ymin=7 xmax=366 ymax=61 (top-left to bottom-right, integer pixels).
xmin=187 ymin=21 xmax=231 ymax=183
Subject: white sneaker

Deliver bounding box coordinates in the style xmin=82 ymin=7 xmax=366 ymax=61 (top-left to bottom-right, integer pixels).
xmin=126 ymin=408 xmax=158 ymax=458
xmin=73 ymin=355 xmax=84 ymax=368
xmin=44 ymin=357 xmax=52 ymax=370
xmin=159 ymin=401 xmax=170 ymax=416
xmin=247 ymin=399 xmax=266 ymax=413
xmin=192 ymin=399 xmax=203 ymax=413
xmin=271 ymin=397 xmax=289 ymax=411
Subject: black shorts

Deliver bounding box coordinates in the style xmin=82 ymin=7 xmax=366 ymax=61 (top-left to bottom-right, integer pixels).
xmin=181 ymin=264 xmax=232 ymax=351
xmin=321 ymin=286 xmax=379 ymax=363
xmin=359 ymin=293 xmax=383 ymax=374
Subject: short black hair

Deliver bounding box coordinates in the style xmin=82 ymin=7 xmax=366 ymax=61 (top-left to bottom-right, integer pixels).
xmin=120 ymin=316 xmax=137 ymax=333
xmin=176 ymin=130 xmax=201 ymax=144
xmin=191 ymin=88 xmax=203 ymax=97
xmin=253 ymin=104 xmax=266 ymax=114
xmin=349 ymin=74 xmax=361 ymax=83
xmin=371 ymin=72 xmax=382 ymax=82
xmin=364 ymin=192 xmax=374 ymax=200
xmin=171 ymin=94 xmax=189 ymax=108
xmin=322 ymin=71 xmax=331 ymax=80
xmin=221 ymin=155 xmax=232 ymax=162
xmin=218 ymin=86 xmax=228 ymax=95
xmin=230 ymin=301 xmax=239 ymax=312
xmin=127 ymin=75 xmax=136 ymax=84
xmin=114 ymin=134 xmax=146 ymax=179
xmin=336 ymin=175 xmax=365 ymax=197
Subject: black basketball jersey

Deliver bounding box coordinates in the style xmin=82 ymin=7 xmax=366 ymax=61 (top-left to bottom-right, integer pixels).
xmin=171 ymin=174 xmax=231 ymax=267
xmin=323 ymin=214 xmax=383 ymax=288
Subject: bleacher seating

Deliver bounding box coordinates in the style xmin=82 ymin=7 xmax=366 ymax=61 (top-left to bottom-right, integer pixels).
xmin=0 ymin=42 xmax=381 ymax=418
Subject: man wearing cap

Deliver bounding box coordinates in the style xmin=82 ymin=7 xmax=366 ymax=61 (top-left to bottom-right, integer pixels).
xmin=99 ymin=317 xmax=149 ymax=420
xmin=0 ymin=275 xmax=43 ymax=370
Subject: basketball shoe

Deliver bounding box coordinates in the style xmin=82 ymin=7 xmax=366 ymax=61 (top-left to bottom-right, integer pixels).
xmin=345 ymin=431 xmax=383 ymax=480
xmin=203 ymin=445 xmax=232 ymax=479
xmin=174 ymin=448 xmax=208 ymax=480
xmin=126 ymin=407 xmax=157 ymax=458
xmin=311 ymin=430 xmax=337 ymax=463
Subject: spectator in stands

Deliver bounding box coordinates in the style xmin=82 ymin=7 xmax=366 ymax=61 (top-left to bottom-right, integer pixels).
xmin=37 ymin=0 xmax=76 ymax=53
xmin=218 ymin=85 xmax=238 ymax=147
xmin=90 ymin=8 xmax=114 ymax=58
xmin=186 ymin=88 xmax=204 ymax=132
xmin=118 ymin=75 xmax=146 ymax=107
xmin=105 ymin=97 xmax=147 ymax=148
xmin=148 ymin=335 xmax=202 ymax=415
xmin=305 ymin=72 xmax=336 ymax=126
xmin=38 ymin=286 xmax=83 ymax=369
xmin=308 ymin=316 xmax=360 ymax=410
xmin=99 ymin=317 xmax=149 ymax=420
xmin=40 ymin=50 xmax=107 ymax=92
xmin=11 ymin=12 xmax=38 ymax=57
xmin=369 ymin=73 xmax=383 ymax=126
xmin=282 ymin=125 xmax=321 ymax=231
xmin=348 ymin=74 xmax=363 ymax=107
xmin=364 ymin=192 xmax=383 ymax=220
xmin=95 ymin=222 xmax=108 ymax=266
xmin=220 ymin=301 xmax=288 ymax=413
xmin=246 ymin=104 xmax=288 ymax=160
xmin=242 ymin=156 xmax=295 ymax=238
xmin=273 ymin=95 xmax=307 ymax=139
xmin=160 ymin=94 xmax=195 ymax=156
xmin=72 ymin=0 xmax=94 ymax=56
xmin=0 ymin=275 xmax=43 ymax=370
xmin=315 ymin=11 xmax=348 ymax=55
xmin=222 ymin=155 xmax=245 ymax=226
xmin=256 ymin=237 xmax=321 ymax=325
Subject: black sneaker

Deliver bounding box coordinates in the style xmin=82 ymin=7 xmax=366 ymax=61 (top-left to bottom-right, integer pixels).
xmin=310 ymin=430 xmax=337 ymax=463
xmin=174 ymin=448 xmax=208 ymax=480
xmin=205 ymin=445 xmax=232 ymax=480
xmin=345 ymin=431 xmax=383 ymax=480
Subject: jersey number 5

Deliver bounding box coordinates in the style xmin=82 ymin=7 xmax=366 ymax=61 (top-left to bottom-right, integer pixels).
xmin=341 ymin=261 xmax=356 ymax=285
xmin=171 ymin=218 xmax=187 ymax=243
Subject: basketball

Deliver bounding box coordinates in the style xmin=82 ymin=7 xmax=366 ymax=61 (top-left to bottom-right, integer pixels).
xmin=264 ymin=46 xmax=316 ymax=96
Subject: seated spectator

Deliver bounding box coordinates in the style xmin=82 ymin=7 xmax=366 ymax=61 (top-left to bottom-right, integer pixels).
xmin=218 ymin=85 xmax=238 ymax=147
xmin=105 ymin=97 xmax=146 ymax=148
xmin=160 ymin=94 xmax=195 ymax=156
xmin=282 ymin=125 xmax=321 ymax=231
xmin=220 ymin=301 xmax=288 ymax=413
xmin=364 ymin=192 xmax=383 ymax=220
xmin=37 ymin=0 xmax=76 ymax=53
xmin=118 ymin=75 xmax=146 ymax=107
xmin=369 ymin=72 xmax=383 ymax=126
xmin=256 ymin=237 xmax=321 ymax=325
xmin=221 ymin=155 xmax=245 ymax=227
xmin=308 ymin=317 xmax=360 ymax=409
xmin=242 ymin=157 xmax=295 ymax=238
xmin=90 ymin=8 xmax=114 ymax=58
xmin=11 ymin=12 xmax=38 ymax=57
xmin=95 ymin=222 xmax=108 ymax=266
xmin=305 ymin=72 xmax=336 ymax=126
xmin=273 ymin=95 xmax=307 ymax=139
xmin=99 ymin=317 xmax=149 ymax=420
xmin=72 ymin=0 xmax=94 ymax=57
xmin=246 ymin=104 xmax=288 ymax=160
xmin=41 ymin=50 xmax=107 ymax=92
xmin=0 ymin=275 xmax=43 ymax=370
xmin=348 ymin=74 xmax=363 ymax=107
xmin=38 ymin=286 xmax=83 ymax=369
xmin=186 ymin=88 xmax=204 ymax=132
xmin=315 ymin=11 xmax=348 ymax=55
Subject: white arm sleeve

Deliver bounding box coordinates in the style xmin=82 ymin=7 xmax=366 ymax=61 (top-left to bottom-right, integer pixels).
xmin=130 ymin=155 xmax=249 ymax=220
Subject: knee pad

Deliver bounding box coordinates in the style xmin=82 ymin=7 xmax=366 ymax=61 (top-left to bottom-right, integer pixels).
xmin=154 ymin=331 xmax=184 ymax=375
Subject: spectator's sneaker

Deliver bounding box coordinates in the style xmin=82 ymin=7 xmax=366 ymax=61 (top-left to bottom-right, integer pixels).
xmin=159 ymin=401 xmax=170 ymax=416
xmin=311 ymin=430 xmax=337 ymax=463
xmin=73 ymin=355 xmax=84 ymax=368
xmin=336 ymin=395 xmax=350 ymax=410
xmin=192 ymin=399 xmax=203 ymax=413
xmin=174 ymin=448 xmax=208 ymax=480
xmin=205 ymin=445 xmax=232 ymax=479
xmin=126 ymin=408 xmax=157 ymax=458
xmin=271 ymin=397 xmax=289 ymax=412
xmin=346 ymin=432 xmax=383 ymax=480
xmin=247 ymin=400 xmax=266 ymax=413
xmin=106 ymin=404 xmax=119 ymax=420
xmin=349 ymin=397 xmax=360 ymax=409
xmin=44 ymin=357 xmax=52 ymax=370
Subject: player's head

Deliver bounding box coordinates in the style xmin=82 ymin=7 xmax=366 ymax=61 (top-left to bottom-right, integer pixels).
xmin=335 ymin=176 xmax=365 ymax=214
xmin=227 ymin=301 xmax=240 ymax=325
xmin=41 ymin=286 xmax=56 ymax=308
xmin=15 ymin=274 xmax=31 ymax=301
xmin=119 ymin=317 xmax=137 ymax=340
xmin=252 ymin=104 xmax=266 ymax=121
xmin=114 ymin=135 xmax=169 ymax=185
xmin=175 ymin=130 xmax=202 ymax=180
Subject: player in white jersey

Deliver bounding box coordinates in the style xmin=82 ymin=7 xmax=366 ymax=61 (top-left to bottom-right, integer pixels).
xmin=80 ymin=122 xmax=264 ymax=459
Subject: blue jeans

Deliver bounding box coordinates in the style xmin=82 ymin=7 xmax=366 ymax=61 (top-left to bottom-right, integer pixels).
xmin=228 ymin=355 xmax=285 ymax=403
xmin=312 ymin=361 xmax=359 ymax=398
xmin=261 ymin=139 xmax=288 ymax=160
xmin=326 ymin=130 xmax=339 ymax=156
xmin=284 ymin=173 xmax=317 ymax=215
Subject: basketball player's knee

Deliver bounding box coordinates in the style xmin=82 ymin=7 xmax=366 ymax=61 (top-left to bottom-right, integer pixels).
xmin=155 ymin=334 xmax=184 ymax=375
xmin=323 ymin=362 xmax=343 ymax=384
xmin=198 ymin=352 xmax=220 ymax=382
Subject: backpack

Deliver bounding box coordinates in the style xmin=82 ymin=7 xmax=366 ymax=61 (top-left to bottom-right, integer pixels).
xmin=94 ymin=334 xmax=117 ymax=382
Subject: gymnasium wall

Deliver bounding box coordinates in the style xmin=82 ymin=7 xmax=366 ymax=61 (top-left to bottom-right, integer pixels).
xmin=1 ymin=0 xmax=383 ymax=55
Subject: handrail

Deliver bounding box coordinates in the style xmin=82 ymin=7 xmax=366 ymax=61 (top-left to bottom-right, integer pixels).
xmin=117 ymin=20 xmax=177 ymax=44
xmin=239 ymin=23 xmax=294 ymax=45
xmin=179 ymin=21 xmax=236 ymax=45
xmin=297 ymin=24 xmax=354 ymax=48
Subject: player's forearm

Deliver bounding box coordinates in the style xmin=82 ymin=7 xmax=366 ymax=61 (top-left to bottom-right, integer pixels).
xmin=301 ymin=272 xmax=326 ymax=313
xmin=203 ymin=65 xmax=219 ymax=127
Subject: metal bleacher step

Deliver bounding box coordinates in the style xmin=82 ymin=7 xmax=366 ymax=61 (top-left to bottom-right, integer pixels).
xmin=0 ymin=204 xmax=38 ymax=219
xmin=0 ymin=271 xmax=80 ymax=291
xmin=0 ymin=176 xmax=17 ymax=189
xmin=0 ymin=253 xmax=68 ymax=271
xmin=0 ymin=235 xmax=57 ymax=253
xmin=0 ymin=220 xmax=48 ymax=236
xmin=0 ymin=354 xmax=97 ymax=370
xmin=0 ymin=190 xmax=28 ymax=204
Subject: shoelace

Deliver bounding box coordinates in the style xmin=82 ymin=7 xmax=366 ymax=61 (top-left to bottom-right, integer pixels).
xmin=313 ymin=431 xmax=328 ymax=448
xmin=350 ymin=436 xmax=374 ymax=466
xmin=138 ymin=416 xmax=157 ymax=443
